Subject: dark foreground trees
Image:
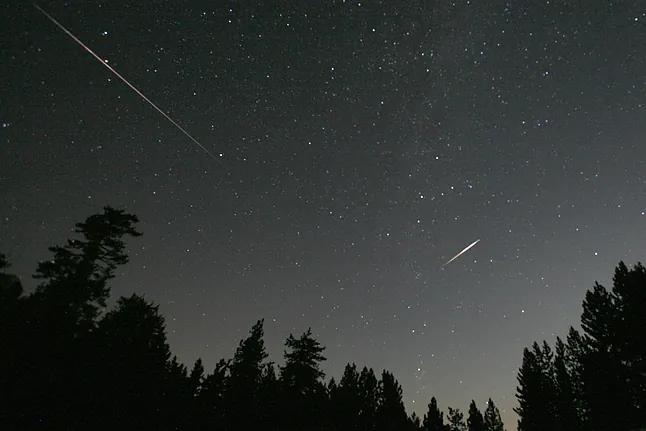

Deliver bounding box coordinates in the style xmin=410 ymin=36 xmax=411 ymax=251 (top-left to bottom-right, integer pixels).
xmin=1 ymin=208 xmax=506 ymax=431
xmin=515 ymin=261 xmax=646 ymax=431
xmin=24 ymin=206 xmax=646 ymax=430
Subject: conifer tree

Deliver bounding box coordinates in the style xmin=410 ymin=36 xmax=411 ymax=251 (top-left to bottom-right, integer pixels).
xmin=226 ymin=319 xmax=269 ymax=429
xmin=196 ymin=359 xmax=229 ymax=429
xmin=280 ymin=328 xmax=327 ymax=430
xmin=564 ymin=327 xmax=588 ymax=427
xmin=358 ymin=367 xmax=380 ymax=431
xmin=515 ymin=345 xmax=550 ymax=431
xmin=409 ymin=412 xmax=422 ymax=431
xmin=553 ymin=337 xmax=581 ymax=431
xmin=93 ymin=294 xmax=173 ymax=430
xmin=33 ymin=207 xmax=141 ymax=334
xmin=2 ymin=208 xmax=141 ymax=429
xmin=330 ymin=363 xmax=362 ymax=430
xmin=467 ymin=400 xmax=485 ymax=431
xmin=423 ymin=397 xmax=445 ymax=431
xmin=447 ymin=407 xmax=466 ymax=431
xmin=579 ymin=262 xmax=646 ymax=430
xmin=483 ymin=399 xmax=504 ymax=431
xmin=258 ymin=362 xmax=280 ymax=430
xmin=189 ymin=358 xmax=205 ymax=396
xmin=376 ymin=370 xmax=408 ymax=431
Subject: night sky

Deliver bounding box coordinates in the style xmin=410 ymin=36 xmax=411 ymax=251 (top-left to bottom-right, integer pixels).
xmin=2 ymin=1 xmax=646 ymax=427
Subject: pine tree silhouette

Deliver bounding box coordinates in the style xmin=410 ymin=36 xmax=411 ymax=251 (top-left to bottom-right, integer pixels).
xmin=358 ymin=367 xmax=380 ymax=431
xmin=329 ymin=363 xmax=362 ymax=430
xmin=515 ymin=343 xmax=557 ymax=431
xmin=226 ymin=319 xmax=269 ymax=430
xmin=516 ymin=262 xmax=646 ymax=431
xmin=579 ymin=262 xmax=646 ymax=430
xmin=376 ymin=370 xmax=409 ymax=431
xmin=553 ymin=337 xmax=582 ymax=431
xmin=423 ymin=397 xmax=445 ymax=431
xmin=467 ymin=400 xmax=485 ymax=431
xmin=93 ymin=294 xmax=175 ymax=430
xmin=0 ymin=207 xmax=141 ymax=429
xmin=483 ymin=399 xmax=504 ymax=431
xmin=280 ymin=328 xmax=327 ymax=430
xmin=447 ymin=407 xmax=466 ymax=431
xmin=15 ymin=208 xmax=646 ymax=431
xmin=197 ymin=359 xmax=229 ymax=430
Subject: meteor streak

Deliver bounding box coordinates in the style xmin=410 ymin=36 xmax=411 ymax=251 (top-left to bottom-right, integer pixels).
xmin=443 ymin=239 xmax=480 ymax=267
xmin=33 ymin=4 xmax=219 ymax=162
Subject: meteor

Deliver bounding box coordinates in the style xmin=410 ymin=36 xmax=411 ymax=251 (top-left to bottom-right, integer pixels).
xmin=443 ymin=239 xmax=480 ymax=267
xmin=33 ymin=4 xmax=219 ymax=162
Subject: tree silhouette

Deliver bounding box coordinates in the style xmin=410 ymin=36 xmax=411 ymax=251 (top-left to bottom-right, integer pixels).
xmin=409 ymin=412 xmax=422 ymax=431
xmin=0 ymin=207 xmax=141 ymax=429
xmin=579 ymin=262 xmax=646 ymax=430
xmin=483 ymin=399 xmax=504 ymax=431
xmin=516 ymin=262 xmax=646 ymax=431
xmin=92 ymin=294 xmax=175 ymax=429
xmin=280 ymin=328 xmax=327 ymax=430
xmin=447 ymin=407 xmax=467 ymax=431
xmin=423 ymin=396 xmax=445 ymax=431
xmin=467 ymin=400 xmax=485 ymax=431
xmin=197 ymin=359 xmax=229 ymax=430
xmin=376 ymin=370 xmax=409 ymax=431
xmin=358 ymin=366 xmax=380 ymax=431
xmin=258 ymin=362 xmax=280 ymax=430
xmin=329 ymin=363 xmax=362 ymax=430
xmin=15 ymin=210 xmax=646 ymax=431
xmin=515 ymin=342 xmax=557 ymax=431
xmin=33 ymin=207 xmax=141 ymax=334
xmin=553 ymin=337 xmax=582 ymax=431
xmin=226 ymin=319 xmax=270 ymax=430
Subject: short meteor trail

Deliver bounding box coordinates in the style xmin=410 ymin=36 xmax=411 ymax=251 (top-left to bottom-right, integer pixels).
xmin=33 ymin=4 xmax=219 ymax=162
xmin=443 ymin=239 xmax=480 ymax=267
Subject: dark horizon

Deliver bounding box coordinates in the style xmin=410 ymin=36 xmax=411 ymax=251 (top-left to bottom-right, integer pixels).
xmin=2 ymin=1 xmax=646 ymax=428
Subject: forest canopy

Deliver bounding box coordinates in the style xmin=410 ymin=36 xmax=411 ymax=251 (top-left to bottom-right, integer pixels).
xmin=1 ymin=207 xmax=644 ymax=431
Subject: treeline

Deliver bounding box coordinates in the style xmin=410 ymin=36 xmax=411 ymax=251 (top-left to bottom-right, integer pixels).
xmin=1 ymin=207 xmax=645 ymax=431
xmin=514 ymin=261 xmax=646 ymax=431
xmin=0 ymin=207 xmax=501 ymax=431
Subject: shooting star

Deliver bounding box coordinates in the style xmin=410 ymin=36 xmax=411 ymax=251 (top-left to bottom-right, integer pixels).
xmin=443 ymin=239 xmax=480 ymax=267
xmin=33 ymin=4 xmax=219 ymax=162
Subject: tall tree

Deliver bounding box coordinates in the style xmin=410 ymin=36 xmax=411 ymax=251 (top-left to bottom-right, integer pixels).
xmin=423 ymin=397 xmax=445 ymax=431
xmin=553 ymin=337 xmax=582 ymax=431
xmin=92 ymin=294 xmax=174 ymax=430
xmin=33 ymin=207 xmax=141 ymax=334
xmin=258 ymin=362 xmax=280 ymax=431
xmin=579 ymin=262 xmax=646 ymax=430
xmin=376 ymin=370 xmax=408 ymax=431
xmin=280 ymin=328 xmax=327 ymax=430
xmin=515 ymin=343 xmax=557 ymax=431
xmin=2 ymin=207 xmax=141 ymax=429
xmin=467 ymin=400 xmax=485 ymax=431
xmin=358 ymin=367 xmax=380 ymax=431
xmin=197 ymin=359 xmax=229 ymax=430
xmin=564 ymin=327 xmax=589 ymax=427
xmin=189 ymin=358 xmax=205 ymax=397
xmin=447 ymin=407 xmax=467 ymax=431
xmin=330 ymin=363 xmax=362 ymax=430
xmin=483 ymin=399 xmax=504 ymax=431
xmin=226 ymin=319 xmax=269 ymax=430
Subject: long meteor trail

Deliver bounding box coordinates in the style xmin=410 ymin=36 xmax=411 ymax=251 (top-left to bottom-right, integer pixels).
xmin=443 ymin=239 xmax=481 ymax=267
xmin=34 ymin=4 xmax=219 ymax=162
